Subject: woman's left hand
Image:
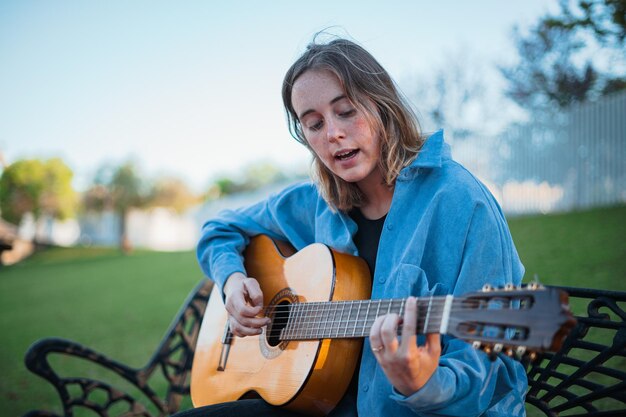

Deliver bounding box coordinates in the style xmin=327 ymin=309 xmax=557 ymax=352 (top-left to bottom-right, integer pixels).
xmin=369 ymin=296 xmax=441 ymax=396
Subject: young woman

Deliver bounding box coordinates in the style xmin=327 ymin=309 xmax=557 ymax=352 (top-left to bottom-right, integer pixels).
xmin=186 ymin=38 xmax=527 ymax=417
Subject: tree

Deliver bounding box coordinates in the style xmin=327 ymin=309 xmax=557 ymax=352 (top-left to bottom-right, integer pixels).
xmin=0 ymin=158 xmax=77 ymax=237
xmin=206 ymin=162 xmax=288 ymax=199
xmin=408 ymin=49 xmax=513 ymax=142
xmin=147 ymin=177 xmax=200 ymax=213
xmin=109 ymin=162 xmax=145 ymax=252
xmin=82 ymin=161 xmax=146 ymax=252
xmin=500 ymin=0 xmax=626 ymax=111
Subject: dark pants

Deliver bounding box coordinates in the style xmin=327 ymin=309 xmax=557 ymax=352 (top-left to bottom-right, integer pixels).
xmin=173 ymin=397 xmax=357 ymax=417
xmin=173 ymin=376 xmax=358 ymax=417
xmin=172 ymin=399 xmax=307 ymax=417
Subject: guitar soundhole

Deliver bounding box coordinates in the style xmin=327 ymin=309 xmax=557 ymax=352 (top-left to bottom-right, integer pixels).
xmin=260 ymin=287 xmax=299 ymax=357
xmin=267 ymin=300 xmax=291 ymax=347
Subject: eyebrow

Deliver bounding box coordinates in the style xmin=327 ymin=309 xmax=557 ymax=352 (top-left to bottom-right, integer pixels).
xmin=298 ymin=95 xmax=348 ymax=120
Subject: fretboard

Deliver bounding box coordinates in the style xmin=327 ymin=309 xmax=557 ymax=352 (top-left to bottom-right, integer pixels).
xmin=276 ymin=296 xmax=454 ymax=341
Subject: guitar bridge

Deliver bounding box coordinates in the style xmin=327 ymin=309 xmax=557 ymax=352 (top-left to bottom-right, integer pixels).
xmin=217 ymin=322 xmax=233 ymax=371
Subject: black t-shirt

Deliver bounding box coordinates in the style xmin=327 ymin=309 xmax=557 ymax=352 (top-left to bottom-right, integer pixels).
xmin=349 ymin=208 xmax=387 ymax=277
xmin=335 ymin=208 xmax=386 ymax=415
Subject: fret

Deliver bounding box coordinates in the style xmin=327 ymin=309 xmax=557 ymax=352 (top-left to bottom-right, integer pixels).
xmin=303 ymin=302 xmax=312 ymax=339
xmin=330 ymin=301 xmax=338 ymax=338
xmin=339 ymin=301 xmax=347 ymax=338
xmin=306 ymin=302 xmax=316 ymax=339
xmin=350 ymin=301 xmax=358 ymax=337
xmin=347 ymin=301 xmax=352 ymax=335
xmin=361 ymin=302 xmax=372 ymax=336
xmin=346 ymin=301 xmax=352 ymax=337
xmin=312 ymin=302 xmax=321 ymax=338
xmin=294 ymin=303 xmax=306 ymax=339
xmin=327 ymin=302 xmax=336 ymax=338
xmin=439 ymin=295 xmax=453 ymax=334
xmin=319 ymin=302 xmax=327 ymax=338
xmin=287 ymin=303 xmax=299 ymax=340
xmin=321 ymin=301 xmax=330 ymax=338
xmin=424 ymin=295 xmax=433 ymax=334
xmin=291 ymin=304 xmax=304 ymax=339
xmin=315 ymin=302 xmax=323 ymax=337
xmin=352 ymin=300 xmax=362 ymax=337
xmin=308 ymin=302 xmax=319 ymax=339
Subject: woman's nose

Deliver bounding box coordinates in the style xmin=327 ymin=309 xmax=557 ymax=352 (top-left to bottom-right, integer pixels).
xmin=326 ymin=118 xmax=345 ymax=142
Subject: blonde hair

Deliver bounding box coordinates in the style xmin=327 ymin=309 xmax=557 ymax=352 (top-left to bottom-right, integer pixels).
xmin=282 ymin=37 xmax=424 ymax=211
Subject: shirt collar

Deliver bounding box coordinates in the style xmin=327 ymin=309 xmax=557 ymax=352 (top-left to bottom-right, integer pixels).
xmin=399 ymin=129 xmax=450 ymax=180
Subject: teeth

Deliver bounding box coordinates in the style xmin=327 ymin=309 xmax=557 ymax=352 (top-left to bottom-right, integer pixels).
xmin=336 ymin=149 xmax=357 ymax=159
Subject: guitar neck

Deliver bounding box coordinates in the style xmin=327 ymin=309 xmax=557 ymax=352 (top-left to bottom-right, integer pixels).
xmin=277 ymin=296 xmax=454 ymax=341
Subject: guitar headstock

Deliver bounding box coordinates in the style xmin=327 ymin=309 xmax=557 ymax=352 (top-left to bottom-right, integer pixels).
xmin=448 ymin=283 xmax=577 ymax=360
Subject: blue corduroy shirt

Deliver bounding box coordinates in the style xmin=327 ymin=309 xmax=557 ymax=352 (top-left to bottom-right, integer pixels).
xmin=197 ymin=130 xmax=528 ymax=416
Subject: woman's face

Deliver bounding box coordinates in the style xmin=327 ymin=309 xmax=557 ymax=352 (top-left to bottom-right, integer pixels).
xmin=291 ymin=69 xmax=382 ymax=188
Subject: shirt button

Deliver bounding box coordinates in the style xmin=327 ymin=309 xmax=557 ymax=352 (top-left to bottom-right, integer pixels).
xmin=386 ymin=223 xmax=393 ymax=231
xmin=363 ymin=384 xmax=369 ymax=392
xmin=378 ymin=276 xmax=386 ymax=283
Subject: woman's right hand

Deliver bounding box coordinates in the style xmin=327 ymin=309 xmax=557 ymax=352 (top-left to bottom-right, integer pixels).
xmin=223 ymin=272 xmax=270 ymax=337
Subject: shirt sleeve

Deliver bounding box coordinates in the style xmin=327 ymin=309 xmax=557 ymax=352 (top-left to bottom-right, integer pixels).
xmin=196 ymin=182 xmax=317 ymax=293
xmin=389 ymin=196 xmax=527 ymax=416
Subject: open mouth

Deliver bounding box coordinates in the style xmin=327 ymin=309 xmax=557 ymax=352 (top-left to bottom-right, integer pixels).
xmin=335 ymin=149 xmax=359 ymax=161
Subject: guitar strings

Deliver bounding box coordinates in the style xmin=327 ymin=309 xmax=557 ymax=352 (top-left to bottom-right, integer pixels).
xmin=256 ymin=298 xmax=520 ymax=339
xmin=263 ymin=298 xmax=507 ymax=321
xmin=264 ymin=301 xmax=512 ymax=327
xmin=261 ymin=316 xmax=517 ymax=340
xmin=261 ymin=316 xmax=520 ymax=341
xmin=264 ymin=297 xmax=508 ymax=311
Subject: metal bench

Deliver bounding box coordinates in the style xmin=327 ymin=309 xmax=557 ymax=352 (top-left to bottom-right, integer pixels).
xmin=22 ymin=283 xmax=626 ymax=417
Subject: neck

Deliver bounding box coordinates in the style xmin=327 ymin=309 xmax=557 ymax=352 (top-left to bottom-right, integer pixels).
xmin=357 ymin=172 xmax=394 ymax=220
xmin=277 ymin=296 xmax=454 ymax=340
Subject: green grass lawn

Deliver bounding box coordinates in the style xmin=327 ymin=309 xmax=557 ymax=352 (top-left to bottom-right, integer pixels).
xmin=1 ymin=205 xmax=624 ymax=416
xmin=0 ymin=247 xmax=201 ymax=416
xmin=510 ymin=205 xmax=626 ymax=290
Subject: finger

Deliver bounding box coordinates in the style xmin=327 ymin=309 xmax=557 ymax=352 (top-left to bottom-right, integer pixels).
xmin=379 ymin=313 xmax=401 ymax=351
xmin=225 ymin=290 xmax=262 ymax=318
xmin=236 ymin=314 xmax=271 ymax=328
xmin=228 ymin=316 xmax=264 ymax=337
xmin=243 ymin=277 xmax=264 ymax=308
xmin=400 ymin=297 xmax=418 ymax=352
xmin=369 ymin=315 xmax=385 ymax=352
xmin=424 ymin=332 xmax=442 ymax=357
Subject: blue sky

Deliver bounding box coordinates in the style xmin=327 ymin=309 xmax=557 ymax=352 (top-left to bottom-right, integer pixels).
xmin=0 ymin=0 xmax=556 ymax=191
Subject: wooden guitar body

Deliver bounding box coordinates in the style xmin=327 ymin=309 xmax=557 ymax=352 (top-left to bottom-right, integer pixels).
xmin=191 ymin=235 xmax=372 ymax=416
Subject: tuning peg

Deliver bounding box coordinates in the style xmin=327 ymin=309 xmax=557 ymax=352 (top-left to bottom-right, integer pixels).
xmin=493 ymin=343 xmax=503 ymax=353
xmin=482 ymin=284 xmax=493 ymax=292
xmin=528 ymin=352 xmax=538 ymax=362
xmin=472 ymin=341 xmax=481 ymax=350
xmin=504 ymin=283 xmax=515 ymax=291
xmin=528 ymin=282 xmax=543 ymax=290
xmin=506 ymin=348 xmax=514 ymax=357
xmin=515 ymin=346 xmax=526 ymax=358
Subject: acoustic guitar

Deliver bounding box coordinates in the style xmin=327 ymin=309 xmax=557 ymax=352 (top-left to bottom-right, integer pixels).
xmin=191 ymin=235 xmax=575 ymax=416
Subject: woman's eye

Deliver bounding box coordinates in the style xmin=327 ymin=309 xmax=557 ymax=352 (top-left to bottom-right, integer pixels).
xmin=309 ymin=120 xmax=324 ymax=131
xmin=339 ymin=109 xmax=356 ymax=117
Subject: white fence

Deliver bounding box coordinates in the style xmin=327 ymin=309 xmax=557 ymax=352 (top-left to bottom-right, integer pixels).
xmin=455 ymin=91 xmax=626 ymax=215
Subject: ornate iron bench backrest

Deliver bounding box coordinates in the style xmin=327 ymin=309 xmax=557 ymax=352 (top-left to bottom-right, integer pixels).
xmin=524 ymin=286 xmax=626 ymax=417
